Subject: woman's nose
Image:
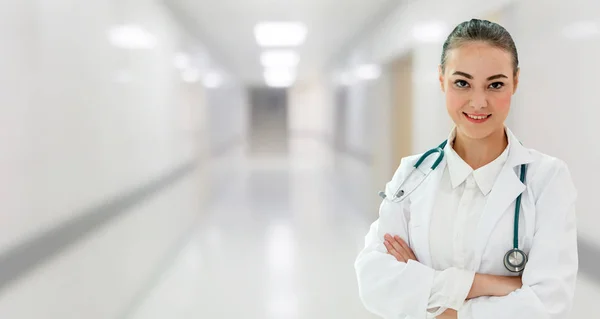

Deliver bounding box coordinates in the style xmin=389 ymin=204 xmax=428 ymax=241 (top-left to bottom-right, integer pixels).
xmin=469 ymin=90 xmax=488 ymax=109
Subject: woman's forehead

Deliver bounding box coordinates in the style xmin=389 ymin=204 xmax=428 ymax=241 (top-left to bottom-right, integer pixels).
xmin=445 ymin=42 xmax=513 ymax=75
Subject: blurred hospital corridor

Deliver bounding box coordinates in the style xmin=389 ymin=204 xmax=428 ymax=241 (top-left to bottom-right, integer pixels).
xmin=127 ymin=130 xmax=600 ymax=319
xmin=126 ymin=139 xmax=600 ymax=319
xmin=2 ymin=0 xmax=600 ymax=318
xmin=126 ymin=138 xmax=377 ymax=318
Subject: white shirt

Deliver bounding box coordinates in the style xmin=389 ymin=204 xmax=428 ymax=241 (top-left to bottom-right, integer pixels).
xmin=424 ymin=128 xmax=510 ymax=317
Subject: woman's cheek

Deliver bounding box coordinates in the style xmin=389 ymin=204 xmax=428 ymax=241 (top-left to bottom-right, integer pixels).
xmin=492 ymin=91 xmax=513 ymax=111
xmin=445 ymin=89 xmax=467 ymax=112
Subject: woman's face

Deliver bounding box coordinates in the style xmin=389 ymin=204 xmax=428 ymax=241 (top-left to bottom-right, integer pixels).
xmin=439 ymin=41 xmax=519 ymax=140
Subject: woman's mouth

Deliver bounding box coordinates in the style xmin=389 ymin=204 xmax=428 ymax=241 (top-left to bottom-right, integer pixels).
xmin=463 ymin=112 xmax=491 ymax=123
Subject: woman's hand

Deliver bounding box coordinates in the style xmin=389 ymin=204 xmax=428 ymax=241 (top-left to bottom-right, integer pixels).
xmin=384 ymin=234 xmax=417 ymax=262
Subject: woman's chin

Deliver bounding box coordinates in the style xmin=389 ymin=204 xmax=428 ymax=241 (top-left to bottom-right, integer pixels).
xmin=457 ymin=124 xmax=500 ymax=141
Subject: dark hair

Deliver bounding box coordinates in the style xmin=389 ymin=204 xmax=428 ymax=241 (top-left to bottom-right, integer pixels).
xmin=440 ymin=19 xmax=519 ymax=75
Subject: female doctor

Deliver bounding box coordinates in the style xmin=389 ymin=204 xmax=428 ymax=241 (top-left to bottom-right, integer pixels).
xmin=354 ymin=19 xmax=578 ymax=319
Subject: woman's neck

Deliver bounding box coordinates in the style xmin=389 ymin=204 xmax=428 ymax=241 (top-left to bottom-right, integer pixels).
xmin=452 ymin=127 xmax=508 ymax=170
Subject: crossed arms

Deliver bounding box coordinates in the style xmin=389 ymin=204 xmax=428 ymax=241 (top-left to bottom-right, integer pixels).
xmin=384 ymin=234 xmax=523 ymax=319
xmin=354 ymin=161 xmax=578 ymax=319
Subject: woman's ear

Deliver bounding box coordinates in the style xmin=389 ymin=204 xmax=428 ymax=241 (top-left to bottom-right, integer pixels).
xmin=438 ymin=65 xmax=445 ymax=92
xmin=513 ymin=68 xmax=520 ymax=94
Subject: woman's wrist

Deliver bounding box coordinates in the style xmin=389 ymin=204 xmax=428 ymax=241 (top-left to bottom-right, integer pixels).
xmin=467 ymin=273 xmax=486 ymax=299
xmin=467 ymin=273 xmax=523 ymax=299
xmin=437 ymin=308 xmax=457 ymax=319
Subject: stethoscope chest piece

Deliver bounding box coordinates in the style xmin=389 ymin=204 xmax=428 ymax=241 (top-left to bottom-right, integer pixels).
xmin=504 ymin=248 xmax=527 ymax=273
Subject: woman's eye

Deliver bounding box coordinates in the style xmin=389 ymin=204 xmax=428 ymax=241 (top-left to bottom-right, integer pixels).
xmin=454 ymin=80 xmax=469 ymax=88
xmin=489 ymin=82 xmax=504 ymax=89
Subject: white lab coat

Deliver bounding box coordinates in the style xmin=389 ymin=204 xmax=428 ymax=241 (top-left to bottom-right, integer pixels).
xmin=355 ymin=128 xmax=578 ymax=319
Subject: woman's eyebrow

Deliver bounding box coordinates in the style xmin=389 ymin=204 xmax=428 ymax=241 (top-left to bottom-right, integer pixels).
xmin=453 ymin=71 xmax=473 ymax=79
xmin=487 ymin=74 xmax=508 ymax=80
xmin=452 ymin=71 xmax=508 ymax=80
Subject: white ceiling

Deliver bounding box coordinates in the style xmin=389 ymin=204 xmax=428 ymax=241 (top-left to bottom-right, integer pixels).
xmin=166 ymin=0 xmax=399 ymax=85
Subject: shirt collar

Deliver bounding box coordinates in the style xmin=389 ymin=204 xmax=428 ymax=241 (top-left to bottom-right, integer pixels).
xmin=444 ymin=127 xmax=510 ymax=195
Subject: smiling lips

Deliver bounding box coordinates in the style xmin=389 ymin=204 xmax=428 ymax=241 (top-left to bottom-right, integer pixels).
xmin=463 ymin=112 xmax=491 ymax=123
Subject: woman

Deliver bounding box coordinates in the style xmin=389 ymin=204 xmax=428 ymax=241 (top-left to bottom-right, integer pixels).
xmin=354 ymin=19 xmax=578 ymax=319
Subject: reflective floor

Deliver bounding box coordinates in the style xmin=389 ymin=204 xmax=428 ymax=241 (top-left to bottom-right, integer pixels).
xmin=127 ymin=138 xmax=377 ymax=319
xmin=127 ymin=138 xmax=600 ymax=319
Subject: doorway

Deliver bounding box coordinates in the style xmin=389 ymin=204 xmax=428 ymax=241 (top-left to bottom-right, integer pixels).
xmin=248 ymin=87 xmax=289 ymax=155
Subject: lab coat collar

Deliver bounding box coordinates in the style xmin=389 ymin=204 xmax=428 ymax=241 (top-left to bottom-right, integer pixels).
xmin=504 ymin=126 xmax=535 ymax=168
xmin=444 ymin=128 xmax=473 ymax=189
xmin=444 ymin=128 xmax=510 ymax=196
xmin=473 ymin=149 xmax=509 ymax=196
xmin=443 ymin=126 xmax=534 ymax=187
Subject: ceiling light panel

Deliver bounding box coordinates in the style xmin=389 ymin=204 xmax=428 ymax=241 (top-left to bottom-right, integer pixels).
xmin=254 ymin=22 xmax=307 ymax=47
xmin=264 ymin=68 xmax=296 ymax=87
xmin=260 ymin=50 xmax=300 ymax=68
xmin=354 ymin=64 xmax=381 ymax=80
xmin=412 ymin=21 xmax=448 ymax=43
xmin=108 ymin=24 xmax=157 ymax=49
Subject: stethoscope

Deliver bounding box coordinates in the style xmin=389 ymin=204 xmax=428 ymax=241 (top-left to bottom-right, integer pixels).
xmin=379 ymin=140 xmax=528 ymax=273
